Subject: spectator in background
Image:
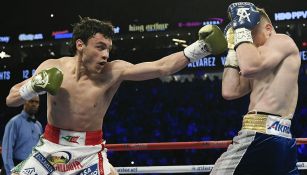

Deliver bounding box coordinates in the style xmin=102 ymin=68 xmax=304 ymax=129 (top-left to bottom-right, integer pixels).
xmin=2 ymin=96 xmax=42 ymax=175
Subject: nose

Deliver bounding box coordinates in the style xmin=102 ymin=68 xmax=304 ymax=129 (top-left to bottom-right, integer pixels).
xmin=101 ymin=49 xmax=109 ymax=61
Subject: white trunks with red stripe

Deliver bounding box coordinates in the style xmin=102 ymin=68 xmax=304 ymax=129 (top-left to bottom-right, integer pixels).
xmin=11 ymin=123 xmax=111 ymax=175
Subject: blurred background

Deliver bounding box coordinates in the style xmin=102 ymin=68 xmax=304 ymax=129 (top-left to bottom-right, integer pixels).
xmin=0 ymin=0 xmax=307 ymax=174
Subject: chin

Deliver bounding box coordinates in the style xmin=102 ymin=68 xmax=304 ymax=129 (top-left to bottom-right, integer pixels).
xmin=254 ymin=42 xmax=262 ymax=47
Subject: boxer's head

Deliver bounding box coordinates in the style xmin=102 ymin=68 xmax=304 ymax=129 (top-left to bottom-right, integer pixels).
xmin=71 ymin=17 xmax=114 ymax=73
xmin=251 ymin=8 xmax=275 ymax=47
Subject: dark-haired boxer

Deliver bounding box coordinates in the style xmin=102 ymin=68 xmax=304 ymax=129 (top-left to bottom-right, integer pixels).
xmin=6 ymin=17 xmax=227 ymax=175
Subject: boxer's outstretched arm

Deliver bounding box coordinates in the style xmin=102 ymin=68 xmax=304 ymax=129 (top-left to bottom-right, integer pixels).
xmin=120 ymin=52 xmax=188 ymax=81
xmin=120 ymin=25 xmax=227 ymax=81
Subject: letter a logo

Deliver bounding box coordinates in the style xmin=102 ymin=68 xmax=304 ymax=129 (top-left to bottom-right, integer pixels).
xmin=237 ymin=8 xmax=251 ymax=22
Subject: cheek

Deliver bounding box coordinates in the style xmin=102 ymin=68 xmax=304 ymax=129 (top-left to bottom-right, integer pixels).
xmin=253 ymin=33 xmax=266 ymax=46
xmin=252 ymin=35 xmax=259 ymax=43
xmin=84 ymin=47 xmax=97 ymax=56
xmin=83 ymin=48 xmax=99 ymax=62
xmin=259 ymin=33 xmax=266 ymax=44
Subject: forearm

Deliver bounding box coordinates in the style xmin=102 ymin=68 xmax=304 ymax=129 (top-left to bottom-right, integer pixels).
xmin=121 ymin=52 xmax=189 ymax=81
xmin=6 ymin=80 xmax=28 ymax=107
xmin=236 ymin=44 xmax=263 ymax=76
xmin=157 ymin=52 xmax=189 ymax=76
xmin=222 ymin=68 xmax=248 ymax=100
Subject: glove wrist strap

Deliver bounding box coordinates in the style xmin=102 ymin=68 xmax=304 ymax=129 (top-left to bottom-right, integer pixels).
xmin=19 ymin=81 xmax=38 ymax=100
xmin=224 ymin=49 xmax=239 ymax=68
xmin=234 ymin=28 xmax=253 ymax=50
xmin=183 ymin=40 xmax=211 ymax=63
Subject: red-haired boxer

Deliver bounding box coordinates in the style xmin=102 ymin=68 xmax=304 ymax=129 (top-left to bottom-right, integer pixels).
xmin=211 ymin=2 xmax=300 ymax=175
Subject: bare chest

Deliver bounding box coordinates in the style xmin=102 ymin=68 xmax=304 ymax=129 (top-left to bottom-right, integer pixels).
xmin=63 ymin=77 xmax=110 ymax=102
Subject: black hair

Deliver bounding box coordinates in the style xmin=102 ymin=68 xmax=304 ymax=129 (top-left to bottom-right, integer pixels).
xmin=69 ymin=16 xmax=114 ymax=55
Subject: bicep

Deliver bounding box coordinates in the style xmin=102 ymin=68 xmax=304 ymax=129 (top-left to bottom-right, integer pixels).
xmin=34 ymin=59 xmax=59 ymax=75
xmin=119 ymin=52 xmax=188 ymax=81
xmin=259 ymin=35 xmax=296 ymax=70
xmin=121 ymin=61 xmax=163 ymax=81
xmin=258 ymin=46 xmax=283 ymax=70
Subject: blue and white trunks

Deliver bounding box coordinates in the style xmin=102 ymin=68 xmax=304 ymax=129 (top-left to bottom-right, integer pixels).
xmin=210 ymin=112 xmax=299 ymax=175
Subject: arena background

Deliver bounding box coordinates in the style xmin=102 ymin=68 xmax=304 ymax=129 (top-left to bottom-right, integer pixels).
xmin=0 ymin=0 xmax=307 ymax=174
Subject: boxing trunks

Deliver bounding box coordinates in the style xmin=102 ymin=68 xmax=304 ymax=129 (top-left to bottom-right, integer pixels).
xmin=11 ymin=124 xmax=111 ymax=175
xmin=210 ymin=111 xmax=299 ymax=175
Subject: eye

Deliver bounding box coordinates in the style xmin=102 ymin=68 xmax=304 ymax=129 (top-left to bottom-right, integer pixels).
xmin=96 ymin=45 xmax=106 ymax=51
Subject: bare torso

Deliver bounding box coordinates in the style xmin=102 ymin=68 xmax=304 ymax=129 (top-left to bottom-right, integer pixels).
xmin=248 ymin=51 xmax=300 ymax=118
xmin=13 ymin=50 xmax=187 ymax=131
xmin=45 ymin=57 xmax=122 ymax=131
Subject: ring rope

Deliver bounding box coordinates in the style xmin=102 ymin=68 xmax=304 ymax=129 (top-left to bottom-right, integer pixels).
xmin=0 ymin=138 xmax=306 ymax=152
xmin=106 ymin=138 xmax=307 ymax=151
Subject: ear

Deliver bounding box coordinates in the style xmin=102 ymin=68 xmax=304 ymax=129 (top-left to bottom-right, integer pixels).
xmin=76 ymin=39 xmax=85 ymax=52
xmin=265 ymin=23 xmax=273 ymax=35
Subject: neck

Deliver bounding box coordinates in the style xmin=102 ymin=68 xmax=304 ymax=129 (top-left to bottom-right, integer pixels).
xmin=75 ymin=55 xmax=85 ymax=81
xmin=73 ymin=55 xmax=102 ymax=80
xmin=26 ymin=111 xmax=35 ymax=117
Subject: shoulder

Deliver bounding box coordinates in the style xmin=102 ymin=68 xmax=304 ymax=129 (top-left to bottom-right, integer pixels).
xmin=267 ymin=34 xmax=299 ymax=55
xmin=36 ymin=58 xmax=61 ymax=72
xmin=5 ymin=114 xmax=21 ymax=127
xmin=36 ymin=57 xmax=71 ymax=72
xmin=58 ymin=56 xmax=75 ymax=69
xmin=108 ymin=59 xmax=134 ymax=70
xmin=40 ymin=58 xmax=62 ymax=67
xmin=269 ymin=34 xmax=298 ymax=49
